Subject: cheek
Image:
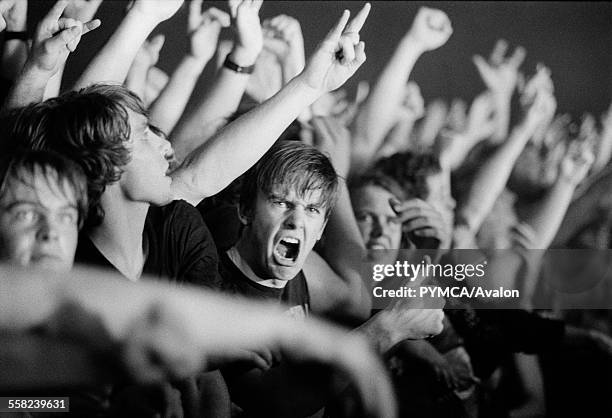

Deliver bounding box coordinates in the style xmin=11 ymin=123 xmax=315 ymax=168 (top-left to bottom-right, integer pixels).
xmin=0 ymin=227 xmax=34 ymax=260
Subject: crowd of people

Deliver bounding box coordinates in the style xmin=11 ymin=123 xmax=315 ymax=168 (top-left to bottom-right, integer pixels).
xmin=0 ymin=1 xmax=611 ymax=417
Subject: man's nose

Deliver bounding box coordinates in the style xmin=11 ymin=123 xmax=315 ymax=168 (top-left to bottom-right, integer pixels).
xmin=36 ymin=217 xmax=59 ymax=242
xmin=371 ymin=217 xmax=384 ymax=238
xmin=284 ymin=208 xmax=306 ymax=229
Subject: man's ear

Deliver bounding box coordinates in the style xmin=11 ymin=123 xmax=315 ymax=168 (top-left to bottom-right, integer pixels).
xmin=237 ymin=204 xmax=251 ymax=226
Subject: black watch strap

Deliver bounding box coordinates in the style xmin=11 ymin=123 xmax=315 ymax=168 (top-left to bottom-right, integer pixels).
xmin=223 ymin=53 xmax=255 ymax=74
xmin=4 ymin=31 xmax=29 ymax=41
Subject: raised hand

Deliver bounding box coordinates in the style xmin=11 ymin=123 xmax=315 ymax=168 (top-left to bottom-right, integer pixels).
xmin=524 ymin=88 xmax=556 ymax=132
xmin=144 ymin=66 xmax=169 ymax=106
xmin=311 ymin=115 xmax=352 ymax=177
xmin=396 ymin=81 xmax=425 ymax=122
xmin=446 ymin=98 xmax=468 ymax=133
xmin=135 ymin=34 xmax=165 ymax=69
xmin=300 ymin=3 xmax=370 ymax=94
xmin=64 ymin=0 xmax=103 ymax=22
xmin=473 ymin=39 xmax=526 ymax=97
xmin=407 ymin=7 xmax=453 ymax=52
xmin=188 ymin=2 xmax=230 ymax=62
xmin=28 ymin=0 xmax=100 ymax=76
xmin=130 ymin=0 xmax=183 ymax=25
xmin=263 ymin=14 xmax=304 ymax=62
xmin=390 ymin=198 xmax=453 ymax=250
xmin=559 ymin=137 xmax=595 ymax=185
xmin=0 ymin=0 xmax=27 ymax=31
xmin=228 ymin=0 xmax=263 ymax=65
xmin=464 ymin=91 xmax=497 ymax=141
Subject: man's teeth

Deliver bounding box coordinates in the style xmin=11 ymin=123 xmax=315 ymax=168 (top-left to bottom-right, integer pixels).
xmin=282 ymin=237 xmax=299 ymax=244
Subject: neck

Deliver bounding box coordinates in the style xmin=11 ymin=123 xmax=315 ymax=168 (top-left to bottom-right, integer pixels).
xmin=88 ymin=184 xmax=150 ymax=281
xmin=233 ymin=236 xmax=287 ymax=289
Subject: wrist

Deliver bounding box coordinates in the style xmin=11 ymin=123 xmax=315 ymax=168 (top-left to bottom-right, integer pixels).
xmin=402 ymin=33 xmax=428 ymax=55
xmin=182 ymin=54 xmax=209 ymax=73
xmin=290 ymin=74 xmax=327 ymax=104
xmin=229 ymin=46 xmax=259 ymax=67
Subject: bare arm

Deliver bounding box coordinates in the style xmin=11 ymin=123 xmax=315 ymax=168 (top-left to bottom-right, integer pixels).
xmin=3 ymin=0 xmax=100 ymax=110
xmin=170 ymin=4 xmax=371 ymax=205
xmin=72 ymin=0 xmax=182 ymax=89
xmin=169 ymin=0 xmax=262 ymax=161
xmin=457 ymin=89 xmax=555 ymax=235
xmin=352 ymin=7 xmax=452 ymax=164
xmin=521 ymin=139 xmax=594 ymax=249
xmin=0 ymin=0 xmax=28 ymax=81
xmin=0 ymin=265 xmax=397 ymax=418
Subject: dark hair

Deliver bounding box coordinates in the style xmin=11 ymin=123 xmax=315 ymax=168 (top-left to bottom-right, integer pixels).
xmin=371 ymin=151 xmax=442 ymax=200
xmin=0 ymin=150 xmax=89 ymax=229
xmin=240 ymin=140 xmax=339 ymax=219
xmin=0 ymin=84 xmax=147 ymax=229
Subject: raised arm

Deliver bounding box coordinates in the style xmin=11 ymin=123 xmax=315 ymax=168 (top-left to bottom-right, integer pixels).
xmin=170 ymin=3 xmax=371 ymax=205
xmin=0 ymin=0 xmax=29 ymax=81
xmin=148 ymin=3 xmax=230 ymax=135
xmin=169 ymin=0 xmax=263 ymax=161
xmin=457 ymin=88 xmax=556 ymax=235
xmin=306 ymin=116 xmax=371 ymax=320
xmin=44 ymin=0 xmax=103 ymax=99
xmin=3 ymin=0 xmax=99 ymax=110
xmin=73 ymin=0 xmax=182 ymax=89
xmin=125 ymin=34 xmax=165 ymax=100
xmin=521 ymin=138 xmax=594 ymax=249
xmin=473 ymin=39 xmax=525 ymax=144
xmin=352 ymin=7 xmax=451 ymax=163
xmin=0 ymin=266 xmax=397 ymax=418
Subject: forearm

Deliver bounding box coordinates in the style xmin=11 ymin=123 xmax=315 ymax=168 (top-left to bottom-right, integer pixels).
xmin=491 ymin=93 xmax=511 ymax=143
xmin=521 ymin=176 xmax=577 ymax=249
xmin=171 ymin=75 xmax=321 ymax=205
xmin=149 ymin=55 xmax=207 ymax=135
xmin=353 ymin=35 xmax=423 ymax=151
xmin=170 ymin=65 xmax=249 ymax=161
xmin=73 ymin=10 xmax=158 ymax=89
xmin=1 ymin=39 xmax=29 ymax=80
xmin=322 ymin=179 xmax=372 ymax=318
xmin=43 ymin=63 xmax=65 ymax=99
xmin=3 ymin=63 xmax=49 ymax=110
xmin=459 ymin=122 xmax=533 ymax=233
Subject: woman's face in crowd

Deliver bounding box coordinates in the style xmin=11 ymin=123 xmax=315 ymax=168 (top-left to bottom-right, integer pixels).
xmin=120 ymin=112 xmax=174 ymax=206
xmin=241 ymin=186 xmax=328 ymax=281
xmin=0 ymin=170 xmax=79 ymax=272
xmin=353 ymin=185 xmax=402 ymax=260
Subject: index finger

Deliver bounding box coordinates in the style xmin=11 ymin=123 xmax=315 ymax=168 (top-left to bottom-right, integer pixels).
xmin=344 ymin=2 xmax=370 ymax=34
xmin=325 ymin=9 xmax=349 ymax=42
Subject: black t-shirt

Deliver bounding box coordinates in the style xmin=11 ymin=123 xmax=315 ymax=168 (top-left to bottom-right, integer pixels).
xmin=217 ymin=250 xmax=310 ymax=319
xmin=76 ymin=200 xmax=220 ymax=287
xmin=218 ymin=251 xmax=339 ymax=417
xmin=72 ymin=200 xmax=224 ymax=417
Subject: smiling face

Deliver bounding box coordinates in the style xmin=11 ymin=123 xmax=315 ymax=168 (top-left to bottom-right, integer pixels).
xmin=239 ymin=187 xmax=329 ymax=281
xmin=352 ymin=185 xmax=403 ymax=263
xmin=120 ymin=112 xmax=174 ymax=206
xmin=0 ymin=169 xmax=79 ymax=271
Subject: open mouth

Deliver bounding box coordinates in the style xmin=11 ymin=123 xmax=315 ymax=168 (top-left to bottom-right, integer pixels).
xmin=273 ymin=237 xmax=301 ymax=265
xmin=366 ymin=240 xmax=388 ymax=250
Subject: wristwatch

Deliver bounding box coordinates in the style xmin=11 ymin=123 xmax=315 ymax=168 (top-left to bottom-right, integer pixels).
xmin=223 ymin=53 xmax=255 ymax=75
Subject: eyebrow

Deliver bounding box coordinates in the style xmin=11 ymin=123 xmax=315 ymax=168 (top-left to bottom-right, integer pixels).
xmin=1 ymin=200 xmax=78 ymax=212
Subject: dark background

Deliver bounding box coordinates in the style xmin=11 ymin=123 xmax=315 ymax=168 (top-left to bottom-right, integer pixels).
xmin=28 ymin=1 xmax=612 ymax=117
